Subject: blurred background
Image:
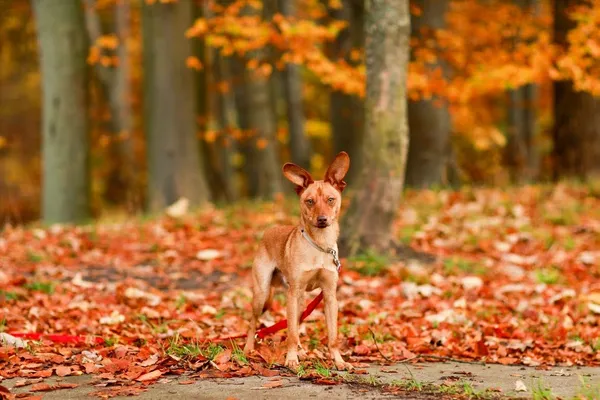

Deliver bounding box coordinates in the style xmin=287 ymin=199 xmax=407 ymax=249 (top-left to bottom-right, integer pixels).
xmin=0 ymin=0 xmax=599 ymax=225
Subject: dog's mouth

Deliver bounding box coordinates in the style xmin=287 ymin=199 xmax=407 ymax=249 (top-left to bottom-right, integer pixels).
xmin=315 ymin=221 xmax=329 ymax=229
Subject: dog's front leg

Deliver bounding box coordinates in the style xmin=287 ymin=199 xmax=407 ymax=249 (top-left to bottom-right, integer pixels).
xmin=285 ymin=285 xmax=300 ymax=369
xmin=323 ymin=287 xmax=353 ymax=371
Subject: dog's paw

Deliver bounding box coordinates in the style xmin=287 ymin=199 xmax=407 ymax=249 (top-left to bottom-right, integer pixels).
xmin=297 ymin=347 xmax=308 ymax=361
xmin=285 ymin=354 xmax=300 ymax=370
xmin=334 ymin=360 xmax=354 ymax=371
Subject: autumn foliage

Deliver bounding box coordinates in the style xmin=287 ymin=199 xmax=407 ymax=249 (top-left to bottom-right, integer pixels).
xmin=1 ymin=184 xmax=600 ymax=396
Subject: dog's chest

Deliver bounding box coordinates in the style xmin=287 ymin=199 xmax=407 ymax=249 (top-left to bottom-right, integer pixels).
xmin=300 ymin=249 xmax=337 ymax=273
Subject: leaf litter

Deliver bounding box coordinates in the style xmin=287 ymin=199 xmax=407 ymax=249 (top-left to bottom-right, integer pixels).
xmin=0 ymin=185 xmax=599 ymax=397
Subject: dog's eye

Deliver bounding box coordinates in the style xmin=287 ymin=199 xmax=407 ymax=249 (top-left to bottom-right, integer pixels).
xmin=305 ymin=199 xmax=314 ymax=206
xmin=328 ymin=197 xmax=335 ymax=205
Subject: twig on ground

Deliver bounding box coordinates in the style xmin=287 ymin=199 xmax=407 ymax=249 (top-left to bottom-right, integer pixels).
xmin=368 ymin=328 xmax=393 ymax=363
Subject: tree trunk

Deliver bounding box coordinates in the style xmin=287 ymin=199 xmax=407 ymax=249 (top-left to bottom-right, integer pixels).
xmin=194 ymin=0 xmax=225 ymax=203
xmin=213 ymin=52 xmax=239 ymax=202
xmin=553 ymin=0 xmax=600 ymax=180
xmin=279 ymin=0 xmax=311 ymax=167
xmin=230 ymin=55 xmax=257 ymax=197
xmin=232 ymin=5 xmax=282 ymax=199
xmin=245 ymin=67 xmax=283 ymax=199
xmin=328 ymin=0 xmax=364 ymax=183
xmin=83 ymin=0 xmax=138 ymax=210
xmin=33 ymin=0 xmax=90 ymax=224
xmin=340 ymin=0 xmax=410 ymax=255
xmin=505 ymin=0 xmax=539 ymax=183
xmin=142 ymin=0 xmax=209 ymax=212
xmin=405 ymin=0 xmax=451 ymax=188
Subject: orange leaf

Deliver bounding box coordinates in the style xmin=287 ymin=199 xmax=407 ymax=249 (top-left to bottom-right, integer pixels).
xmin=186 ymin=56 xmax=203 ymax=71
xmin=136 ymin=369 xmax=163 ymax=382
xmin=262 ymin=380 xmax=283 ymax=389
xmin=30 ymin=383 xmax=53 ymax=392
xmin=96 ymin=34 xmax=119 ymax=50
xmin=256 ymin=138 xmax=268 ymax=149
xmin=55 ymin=366 xmax=71 ymax=377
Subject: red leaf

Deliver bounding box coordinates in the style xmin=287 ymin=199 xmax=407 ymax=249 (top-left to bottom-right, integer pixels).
xmin=262 ymin=380 xmax=283 ymax=389
xmin=29 ymin=383 xmax=53 ymax=392
xmin=214 ymin=349 xmax=231 ymax=365
xmin=353 ymin=344 xmax=370 ymax=356
xmin=136 ymin=369 xmax=163 ymax=382
xmin=497 ymin=357 xmax=519 ymax=365
xmin=0 ymin=385 xmax=12 ymax=400
xmin=56 ymin=383 xmax=78 ymax=389
xmin=55 ymin=366 xmax=71 ymax=377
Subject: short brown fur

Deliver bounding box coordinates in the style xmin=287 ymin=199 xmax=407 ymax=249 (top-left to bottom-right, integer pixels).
xmin=243 ymin=152 xmax=352 ymax=370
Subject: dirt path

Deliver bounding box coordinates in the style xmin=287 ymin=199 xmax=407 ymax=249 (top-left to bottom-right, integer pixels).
xmin=3 ymin=361 xmax=599 ymax=399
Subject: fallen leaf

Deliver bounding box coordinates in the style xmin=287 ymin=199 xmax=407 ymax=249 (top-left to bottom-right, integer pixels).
xmin=0 ymin=385 xmax=13 ymax=400
xmin=353 ymin=345 xmax=370 ymax=356
xmin=262 ymin=380 xmax=283 ymax=389
xmin=214 ymin=349 xmax=232 ymax=365
xmin=0 ymin=333 xmax=27 ymax=348
xmin=136 ymin=370 xmax=163 ymax=382
xmin=196 ymin=249 xmax=223 ymax=261
xmin=55 ymin=366 xmax=71 ymax=377
xmin=515 ymin=380 xmax=527 ymax=392
xmin=140 ymin=354 xmax=160 ymax=367
xmin=99 ymin=310 xmax=125 ymax=325
xmin=29 ymin=383 xmax=52 ymax=392
xmin=165 ymin=197 xmax=189 ymax=218
xmin=56 ymin=383 xmax=78 ymax=389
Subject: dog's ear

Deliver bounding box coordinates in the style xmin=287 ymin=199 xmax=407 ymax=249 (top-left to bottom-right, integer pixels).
xmin=283 ymin=163 xmax=314 ymax=195
xmin=324 ymin=151 xmax=350 ymax=192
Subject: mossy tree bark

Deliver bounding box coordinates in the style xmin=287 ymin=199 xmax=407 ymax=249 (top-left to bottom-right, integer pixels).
xmin=142 ymin=0 xmax=209 ymax=213
xmin=33 ymin=0 xmax=90 ymax=224
xmin=340 ymin=0 xmax=411 ymax=255
xmin=405 ymin=0 xmax=451 ymax=188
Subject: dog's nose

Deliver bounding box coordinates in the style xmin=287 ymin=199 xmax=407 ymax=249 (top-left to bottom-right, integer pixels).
xmin=317 ymin=216 xmax=327 ymax=224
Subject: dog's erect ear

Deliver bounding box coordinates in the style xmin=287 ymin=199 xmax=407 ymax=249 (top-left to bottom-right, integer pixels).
xmin=283 ymin=163 xmax=314 ymax=195
xmin=324 ymin=151 xmax=350 ymax=192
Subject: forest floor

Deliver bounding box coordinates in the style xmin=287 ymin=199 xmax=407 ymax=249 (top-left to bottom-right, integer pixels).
xmin=1 ymin=183 xmax=600 ymax=399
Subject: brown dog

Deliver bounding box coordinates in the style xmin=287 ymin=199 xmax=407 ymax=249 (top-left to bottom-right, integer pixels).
xmin=243 ymin=152 xmax=352 ymax=370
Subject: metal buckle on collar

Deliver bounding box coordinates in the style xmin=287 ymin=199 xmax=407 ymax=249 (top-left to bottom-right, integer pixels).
xmin=327 ymin=248 xmax=341 ymax=272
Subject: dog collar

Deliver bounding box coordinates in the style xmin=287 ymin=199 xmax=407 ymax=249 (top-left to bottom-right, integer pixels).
xmin=300 ymin=228 xmax=341 ymax=271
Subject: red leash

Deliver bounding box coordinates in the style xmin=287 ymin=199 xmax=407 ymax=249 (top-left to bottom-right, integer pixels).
xmin=217 ymin=291 xmax=325 ymax=342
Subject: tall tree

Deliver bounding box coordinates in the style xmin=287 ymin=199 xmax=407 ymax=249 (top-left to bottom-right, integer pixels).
xmin=341 ymin=0 xmax=410 ymax=254
xmin=328 ymin=0 xmax=364 ymax=183
xmin=83 ymin=0 xmax=138 ymax=210
xmin=405 ymin=0 xmax=451 ymax=188
xmin=233 ymin=4 xmax=282 ymax=199
xmin=212 ymin=51 xmax=239 ymax=201
xmin=142 ymin=0 xmax=209 ymax=212
xmin=33 ymin=0 xmax=90 ymax=224
xmin=553 ymin=0 xmax=600 ymax=179
xmin=505 ymin=0 xmax=539 ymax=183
xmin=279 ymin=0 xmax=311 ymax=167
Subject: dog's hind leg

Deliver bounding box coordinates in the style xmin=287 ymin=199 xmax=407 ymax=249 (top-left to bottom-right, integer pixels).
xmin=244 ymin=246 xmax=276 ymax=354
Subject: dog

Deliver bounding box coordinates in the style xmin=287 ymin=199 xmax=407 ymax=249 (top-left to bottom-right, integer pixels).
xmin=243 ymin=152 xmax=353 ymax=371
